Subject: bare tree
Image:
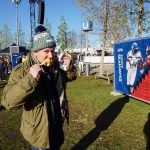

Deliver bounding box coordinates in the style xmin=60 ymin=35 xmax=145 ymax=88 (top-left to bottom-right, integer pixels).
xmin=108 ymin=1 xmax=131 ymax=42
xmin=17 ymin=21 xmax=26 ymax=46
xmin=78 ymin=31 xmax=86 ymax=51
xmin=75 ymin=0 xmax=110 ymax=75
xmin=128 ymin=0 xmax=150 ymax=37
xmin=45 ymin=18 xmax=52 ymax=35
xmin=75 ymin=0 xmax=131 ymax=75
xmin=66 ymin=30 xmax=77 ymax=49
xmin=0 ymin=23 xmax=13 ymax=49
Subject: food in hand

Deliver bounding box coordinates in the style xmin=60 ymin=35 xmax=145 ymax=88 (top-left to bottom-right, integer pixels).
xmin=41 ymin=58 xmax=52 ymax=66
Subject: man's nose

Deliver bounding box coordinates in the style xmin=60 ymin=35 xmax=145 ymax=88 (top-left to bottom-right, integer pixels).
xmin=48 ymin=52 xmax=53 ymax=58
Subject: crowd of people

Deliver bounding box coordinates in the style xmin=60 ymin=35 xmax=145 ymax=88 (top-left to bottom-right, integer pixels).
xmin=0 ymin=55 xmax=12 ymax=81
xmin=0 ymin=53 xmax=28 ymax=81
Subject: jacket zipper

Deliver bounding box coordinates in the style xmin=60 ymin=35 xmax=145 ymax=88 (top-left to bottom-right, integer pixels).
xmin=44 ymin=100 xmax=50 ymax=148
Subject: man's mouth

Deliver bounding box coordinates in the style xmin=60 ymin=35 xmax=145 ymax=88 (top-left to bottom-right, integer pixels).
xmin=41 ymin=58 xmax=53 ymax=67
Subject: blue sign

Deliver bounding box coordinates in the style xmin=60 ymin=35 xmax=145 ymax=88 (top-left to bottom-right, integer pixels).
xmin=114 ymin=37 xmax=150 ymax=104
xmin=12 ymin=53 xmax=21 ymax=68
xmin=82 ymin=21 xmax=93 ymax=31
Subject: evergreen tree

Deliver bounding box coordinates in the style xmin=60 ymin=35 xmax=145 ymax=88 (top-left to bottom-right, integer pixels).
xmin=17 ymin=21 xmax=26 ymax=46
xmin=56 ymin=16 xmax=68 ymax=51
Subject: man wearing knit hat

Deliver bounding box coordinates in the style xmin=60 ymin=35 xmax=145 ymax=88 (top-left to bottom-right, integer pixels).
xmin=1 ymin=25 xmax=77 ymax=150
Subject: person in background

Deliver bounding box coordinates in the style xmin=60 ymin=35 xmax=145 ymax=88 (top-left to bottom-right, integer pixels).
xmin=78 ymin=53 xmax=84 ymax=72
xmin=0 ymin=56 xmax=5 ymax=81
xmin=6 ymin=56 xmax=12 ymax=73
xmin=4 ymin=56 xmax=9 ymax=74
xmin=1 ymin=25 xmax=77 ymax=150
xmin=3 ymin=57 xmax=7 ymax=76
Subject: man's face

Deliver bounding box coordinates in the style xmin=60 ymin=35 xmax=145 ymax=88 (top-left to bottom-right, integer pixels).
xmin=33 ymin=47 xmax=55 ymax=63
xmin=132 ymin=49 xmax=138 ymax=54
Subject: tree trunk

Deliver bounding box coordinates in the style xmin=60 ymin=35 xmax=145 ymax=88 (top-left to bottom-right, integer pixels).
xmin=100 ymin=0 xmax=109 ymax=76
xmin=138 ymin=0 xmax=144 ymax=37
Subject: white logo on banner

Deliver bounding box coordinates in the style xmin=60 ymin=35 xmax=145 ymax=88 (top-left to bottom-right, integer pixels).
xmin=118 ymin=54 xmax=123 ymax=82
xmin=118 ymin=48 xmax=123 ymax=52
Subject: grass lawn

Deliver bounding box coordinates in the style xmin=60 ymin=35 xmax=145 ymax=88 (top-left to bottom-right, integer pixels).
xmin=0 ymin=76 xmax=150 ymax=150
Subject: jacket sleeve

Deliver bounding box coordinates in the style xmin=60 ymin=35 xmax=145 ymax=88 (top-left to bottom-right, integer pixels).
xmin=66 ymin=61 xmax=77 ymax=81
xmin=1 ymin=69 xmax=38 ymax=110
xmin=66 ymin=66 xmax=77 ymax=81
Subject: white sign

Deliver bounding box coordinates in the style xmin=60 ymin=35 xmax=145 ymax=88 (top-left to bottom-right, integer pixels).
xmin=84 ymin=56 xmax=114 ymax=64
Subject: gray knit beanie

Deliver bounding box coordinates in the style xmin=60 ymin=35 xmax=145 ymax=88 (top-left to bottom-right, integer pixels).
xmin=31 ymin=32 xmax=56 ymax=52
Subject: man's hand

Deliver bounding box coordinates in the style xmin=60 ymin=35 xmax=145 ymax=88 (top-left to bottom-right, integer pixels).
xmin=62 ymin=55 xmax=71 ymax=67
xmin=58 ymin=52 xmax=71 ymax=71
xmin=30 ymin=64 xmax=42 ymax=78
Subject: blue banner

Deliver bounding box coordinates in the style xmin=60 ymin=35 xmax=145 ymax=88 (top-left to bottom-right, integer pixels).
xmin=12 ymin=53 xmax=21 ymax=68
xmin=114 ymin=37 xmax=150 ymax=104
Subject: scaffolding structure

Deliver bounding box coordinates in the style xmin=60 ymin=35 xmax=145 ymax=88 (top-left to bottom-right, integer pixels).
xmin=29 ymin=0 xmax=45 ymax=45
